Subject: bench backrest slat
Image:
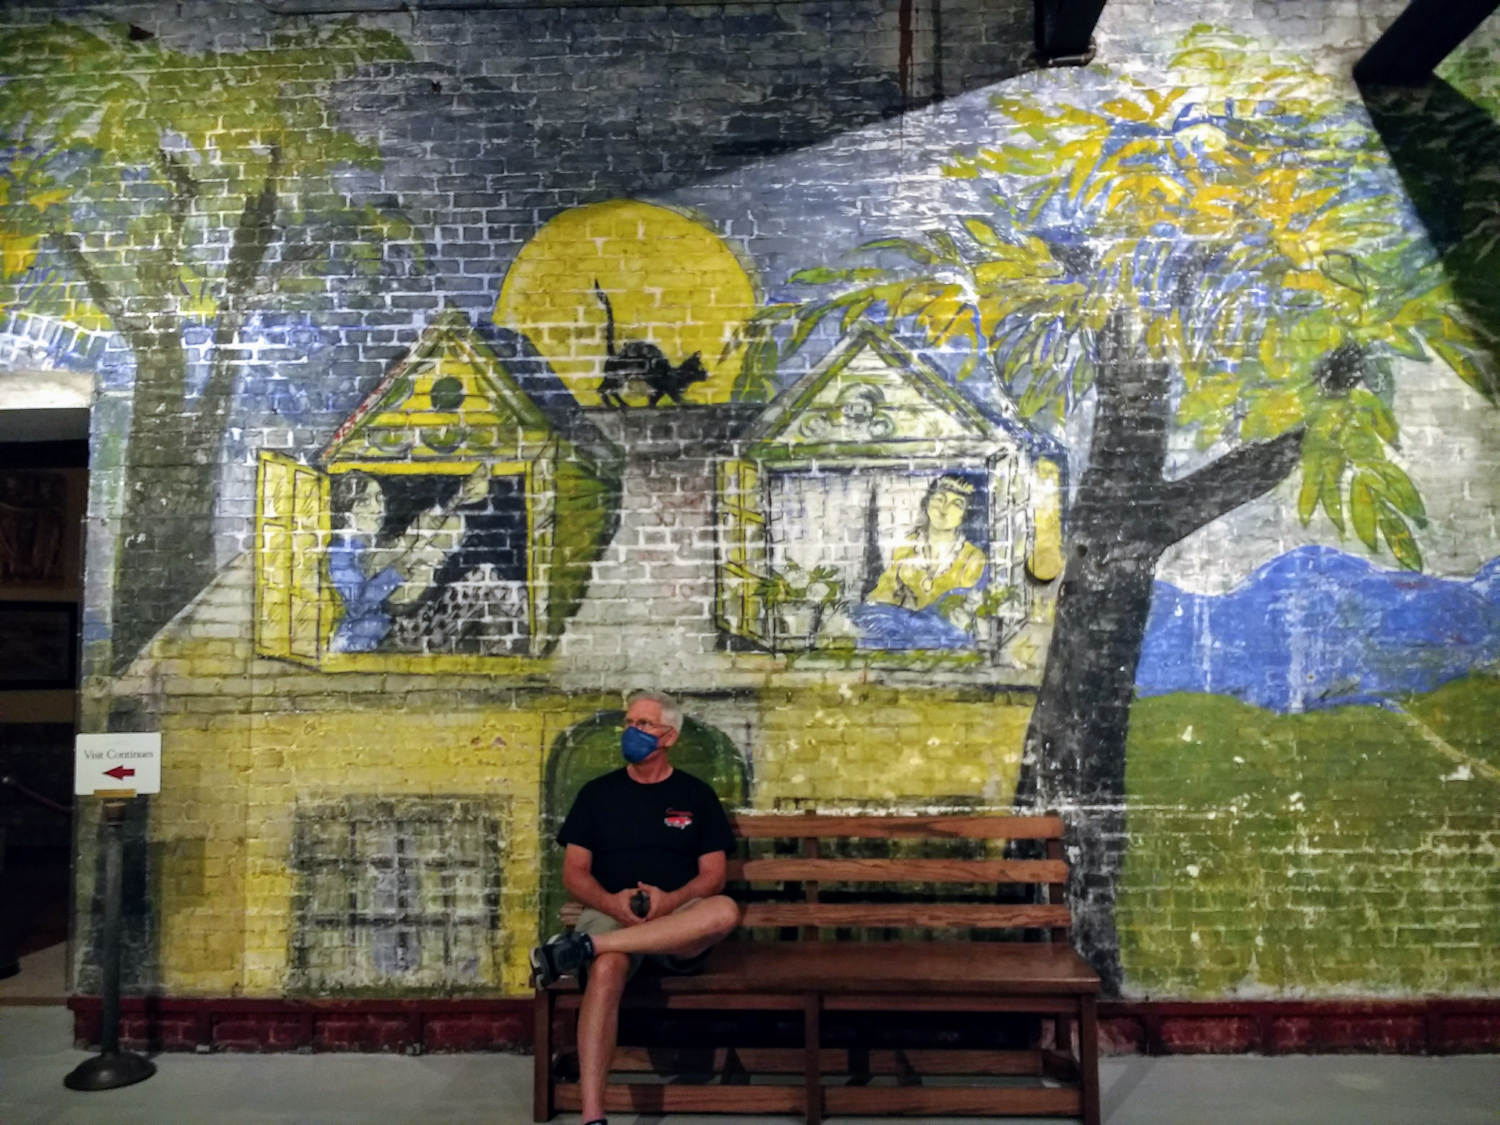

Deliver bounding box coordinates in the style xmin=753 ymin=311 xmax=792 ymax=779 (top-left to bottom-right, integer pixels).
xmin=727 ymin=858 xmax=1068 ymax=885
xmin=558 ymin=811 xmax=1072 ymax=942
xmin=728 ymin=814 xmax=1063 ymax=840
xmin=741 ymin=903 xmax=1072 ymax=930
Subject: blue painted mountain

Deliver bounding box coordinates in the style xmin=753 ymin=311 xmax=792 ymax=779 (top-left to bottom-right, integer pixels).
xmin=1136 ymin=546 xmax=1500 ymax=712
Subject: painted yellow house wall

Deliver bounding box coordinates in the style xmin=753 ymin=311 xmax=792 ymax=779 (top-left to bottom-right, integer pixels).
xmin=121 ymin=560 xmax=1031 ymax=997
xmin=754 ymin=688 xmax=1029 ymax=807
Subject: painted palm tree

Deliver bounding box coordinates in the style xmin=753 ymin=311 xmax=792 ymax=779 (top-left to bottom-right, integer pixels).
xmin=742 ymin=28 xmax=1499 ymax=991
xmin=0 ymin=21 xmax=413 ymax=671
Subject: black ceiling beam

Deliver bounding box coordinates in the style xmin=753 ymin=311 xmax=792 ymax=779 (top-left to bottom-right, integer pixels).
xmin=1035 ymin=0 xmax=1108 ymax=66
xmin=1354 ymin=0 xmax=1500 ymax=86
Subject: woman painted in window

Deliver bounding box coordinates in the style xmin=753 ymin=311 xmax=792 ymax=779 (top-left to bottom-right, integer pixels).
xmin=326 ymin=466 xmax=491 ymax=653
xmin=850 ymin=473 xmax=988 ymax=649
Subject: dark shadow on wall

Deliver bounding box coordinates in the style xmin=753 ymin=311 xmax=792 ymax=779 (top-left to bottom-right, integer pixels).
xmin=0 ymin=724 xmax=74 ymax=979
xmin=539 ymin=712 xmax=748 ymax=943
xmin=1362 ymin=78 xmax=1500 ymax=388
xmin=340 ymin=0 xmax=1037 ymax=201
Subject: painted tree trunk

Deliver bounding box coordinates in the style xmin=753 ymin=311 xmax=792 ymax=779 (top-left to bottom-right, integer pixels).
xmin=1023 ymin=495 xmax=1162 ymax=994
xmin=1017 ymin=312 xmax=1304 ymax=993
xmin=105 ymin=157 xmax=277 ymax=673
xmin=110 ymin=341 xmax=220 ymax=673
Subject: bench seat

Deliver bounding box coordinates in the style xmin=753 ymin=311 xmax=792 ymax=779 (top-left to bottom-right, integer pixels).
xmin=550 ymin=939 xmax=1101 ymax=997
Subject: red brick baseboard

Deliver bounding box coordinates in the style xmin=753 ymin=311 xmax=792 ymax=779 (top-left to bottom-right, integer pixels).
xmin=1098 ymin=999 xmax=1500 ymax=1055
xmin=68 ymin=995 xmax=1500 ymax=1056
xmin=67 ymin=996 xmax=533 ymax=1054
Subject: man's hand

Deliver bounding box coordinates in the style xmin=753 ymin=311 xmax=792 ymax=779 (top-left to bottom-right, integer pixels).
xmin=563 ymin=845 xmax=645 ymax=926
xmin=634 ymin=882 xmax=676 ymax=922
xmin=606 ymin=887 xmax=648 ymax=926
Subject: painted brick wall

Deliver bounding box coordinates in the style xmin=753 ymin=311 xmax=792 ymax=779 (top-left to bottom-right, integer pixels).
xmin=2 ymin=0 xmax=1497 ymax=1015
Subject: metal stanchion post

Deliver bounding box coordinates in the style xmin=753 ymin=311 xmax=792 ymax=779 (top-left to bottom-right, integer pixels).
xmin=64 ymin=798 xmax=155 ymax=1091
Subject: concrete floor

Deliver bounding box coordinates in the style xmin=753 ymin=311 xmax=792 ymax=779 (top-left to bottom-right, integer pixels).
xmin=1 ymin=1006 xmax=1497 ymax=1125
xmin=0 ymin=943 xmax=67 ymax=1005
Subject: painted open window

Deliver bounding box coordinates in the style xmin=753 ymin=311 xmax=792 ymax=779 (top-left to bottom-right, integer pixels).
xmin=716 ymin=327 xmax=1062 ymax=662
xmin=254 ymin=310 xmax=618 ymax=672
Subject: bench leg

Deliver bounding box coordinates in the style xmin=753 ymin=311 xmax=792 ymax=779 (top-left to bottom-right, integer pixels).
xmin=804 ymin=992 xmax=823 ymax=1125
xmin=533 ymin=989 xmax=554 ymax=1122
xmin=1079 ymin=994 xmax=1100 ymax=1125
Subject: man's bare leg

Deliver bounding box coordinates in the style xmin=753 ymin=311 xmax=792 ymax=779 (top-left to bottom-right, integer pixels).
xmin=577 ymin=951 xmax=630 ymax=1123
xmin=564 ymin=897 xmax=739 ymax=1120
xmin=588 ymin=895 xmax=740 ymax=959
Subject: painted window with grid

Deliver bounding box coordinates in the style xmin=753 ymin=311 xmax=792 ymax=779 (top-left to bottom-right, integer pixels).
xmin=290 ymin=798 xmax=504 ymax=992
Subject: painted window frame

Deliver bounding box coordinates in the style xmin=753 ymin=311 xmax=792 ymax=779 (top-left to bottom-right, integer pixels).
xmin=288 ymin=797 xmax=505 ymax=994
xmin=254 ymin=450 xmax=554 ymax=674
xmin=715 ymin=448 xmax=1034 ymax=659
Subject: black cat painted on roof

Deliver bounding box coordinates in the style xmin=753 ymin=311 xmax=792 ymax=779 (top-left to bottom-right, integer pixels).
xmin=593 ymin=280 xmax=710 ymax=408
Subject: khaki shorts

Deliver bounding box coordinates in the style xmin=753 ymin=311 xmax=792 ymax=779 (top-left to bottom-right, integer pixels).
xmin=575 ymin=898 xmax=712 ymax=981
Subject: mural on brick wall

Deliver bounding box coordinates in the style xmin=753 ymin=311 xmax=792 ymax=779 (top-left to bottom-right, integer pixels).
xmin=494 ymin=200 xmax=757 ymax=410
xmin=742 ymin=25 xmax=1500 ymax=990
xmin=3 ymin=10 xmax=1499 ymax=1004
xmin=718 ymin=326 xmax=1062 ymax=662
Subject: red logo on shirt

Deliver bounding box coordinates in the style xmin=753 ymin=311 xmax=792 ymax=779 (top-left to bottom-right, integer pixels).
xmin=664 ymin=809 xmax=693 ymax=829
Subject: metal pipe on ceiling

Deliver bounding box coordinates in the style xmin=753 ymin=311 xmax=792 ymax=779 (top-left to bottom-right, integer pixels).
xmin=265 ymin=0 xmax=841 ymax=13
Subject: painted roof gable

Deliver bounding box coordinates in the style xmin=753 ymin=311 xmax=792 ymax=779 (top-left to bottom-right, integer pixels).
xmin=320 ymin=309 xmax=553 ymax=465
xmin=746 ymin=326 xmax=1009 ymax=459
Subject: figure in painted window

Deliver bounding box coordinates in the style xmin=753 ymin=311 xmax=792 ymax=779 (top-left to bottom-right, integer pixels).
xmin=848 ymin=474 xmax=988 ymax=650
xmin=328 ymin=466 xmax=524 ymax=654
xmin=389 ymin=469 xmax=533 ymax=656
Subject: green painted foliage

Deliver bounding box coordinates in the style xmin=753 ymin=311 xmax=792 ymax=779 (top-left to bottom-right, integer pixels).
xmin=0 ymin=19 xmax=414 ymax=329
xmin=1440 ymin=35 xmax=1500 ymax=116
xmin=750 ymin=26 xmax=1500 ymax=572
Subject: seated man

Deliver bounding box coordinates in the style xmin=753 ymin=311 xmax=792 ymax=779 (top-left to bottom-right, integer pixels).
xmin=531 ymin=690 xmax=741 ymax=1125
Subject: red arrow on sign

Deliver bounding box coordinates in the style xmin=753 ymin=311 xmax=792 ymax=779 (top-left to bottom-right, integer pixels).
xmin=103 ymin=765 xmax=135 ymax=780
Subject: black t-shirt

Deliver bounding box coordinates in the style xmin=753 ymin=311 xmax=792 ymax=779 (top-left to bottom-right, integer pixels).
xmin=557 ymin=767 xmax=736 ymax=894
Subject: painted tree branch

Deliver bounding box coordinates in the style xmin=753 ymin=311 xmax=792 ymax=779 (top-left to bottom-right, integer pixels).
xmin=50 ymin=231 xmax=133 ymax=332
xmin=265 ymin=238 xmax=334 ymax=284
xmin=155 ymin=146 xmax=199 ymax=246
xmin=195 ymin=142 xmax=283 ymax=450
xmin=1154 ymin=428 xmax=1305 ymax=546
xmin=222 ymin=142 xmax=281 ymax=301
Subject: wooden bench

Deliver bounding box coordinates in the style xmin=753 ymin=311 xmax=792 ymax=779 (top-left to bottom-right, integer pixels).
xmin=533 ymin=812 xmax=1100 ymax=1124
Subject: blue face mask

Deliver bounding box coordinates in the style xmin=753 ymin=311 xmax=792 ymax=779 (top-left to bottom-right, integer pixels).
xmin=621 ymin=725 xmax=660 ymax=764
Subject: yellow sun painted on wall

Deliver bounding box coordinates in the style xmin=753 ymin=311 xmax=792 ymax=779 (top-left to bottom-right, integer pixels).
xmin=494 ymin=200 xmax=758 ymax=408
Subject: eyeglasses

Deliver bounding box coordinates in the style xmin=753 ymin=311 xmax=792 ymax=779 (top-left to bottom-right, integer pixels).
xmin=625 ymin=717 xmax=672 ymax=733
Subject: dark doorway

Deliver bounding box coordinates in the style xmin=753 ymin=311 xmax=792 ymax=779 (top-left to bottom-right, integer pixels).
xmin=0 ymin=438 xmax=85 ymax=991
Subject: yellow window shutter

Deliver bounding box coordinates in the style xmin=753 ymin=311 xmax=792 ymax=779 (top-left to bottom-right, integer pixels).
xmin=290 ymin=461 xmax=330 ymax=660
xmin=254 ymin=451 xmax=329 ymax=665
xmin=715 ymin=458 xmax=770 ymax=644
xmin=1027 ymin=459 xmax=1064 ymax=583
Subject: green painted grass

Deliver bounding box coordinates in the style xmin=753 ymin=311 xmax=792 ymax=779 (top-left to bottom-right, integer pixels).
xmin=1404 ymin=673 xmax=1500 ymax=773
xmin=1118 ymin=683 xmax=1500 ymax=997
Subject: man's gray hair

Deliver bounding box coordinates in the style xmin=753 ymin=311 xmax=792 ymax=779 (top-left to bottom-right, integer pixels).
xmin=628 ymin=689 xmax=683 ymax=732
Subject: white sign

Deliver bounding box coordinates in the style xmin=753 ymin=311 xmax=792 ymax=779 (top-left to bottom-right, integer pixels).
xmin=75 ymin=733 xmax=162 ymax=796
